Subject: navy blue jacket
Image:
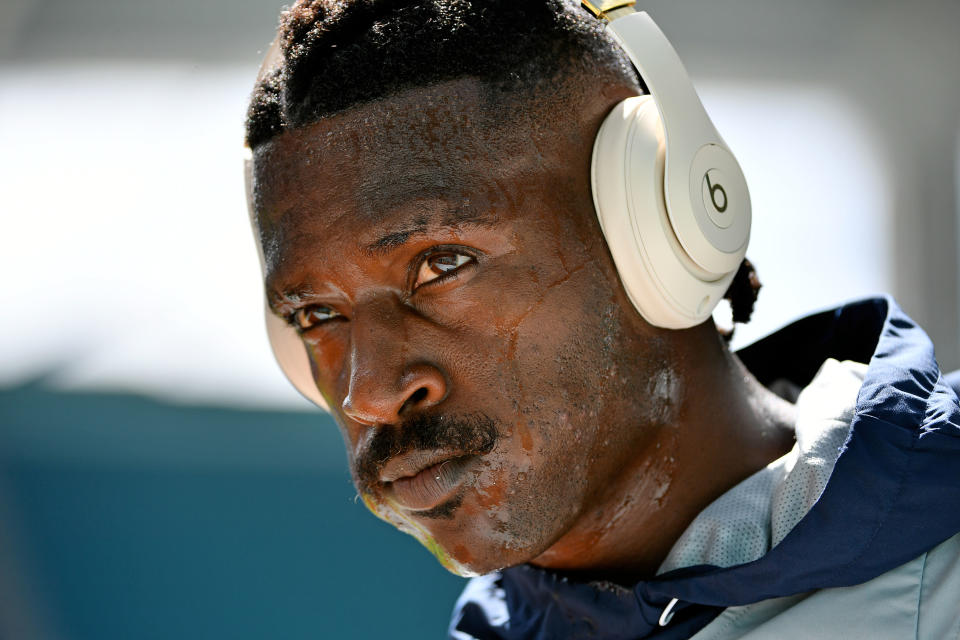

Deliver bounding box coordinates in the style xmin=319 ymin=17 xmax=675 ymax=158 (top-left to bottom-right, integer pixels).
xmin=450 ymin=297 xmax=960 ymax=640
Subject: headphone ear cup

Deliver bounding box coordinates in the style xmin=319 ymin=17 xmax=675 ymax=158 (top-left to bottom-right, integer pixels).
xmin=591 ymin=96 xmax=738 ymax=329
xmin=265 ymin=306 xmax=331 ymax=410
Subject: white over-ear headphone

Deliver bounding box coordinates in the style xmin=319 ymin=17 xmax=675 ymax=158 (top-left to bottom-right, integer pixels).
xmin=586 ymin=1 xmax=750 ymax=328
xmin=245 ymin=1 xmax=750 ymax=409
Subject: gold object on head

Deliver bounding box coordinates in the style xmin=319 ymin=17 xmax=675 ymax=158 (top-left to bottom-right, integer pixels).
xmin=582 ymin=0 xmax=637 ymax=21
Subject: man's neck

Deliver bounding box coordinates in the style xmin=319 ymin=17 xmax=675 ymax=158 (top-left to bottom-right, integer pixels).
xmin=530 ymin=325 xmax=797 ymax=584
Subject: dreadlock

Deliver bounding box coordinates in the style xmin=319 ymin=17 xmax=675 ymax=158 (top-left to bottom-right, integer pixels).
xmin=719 ymin=258 xmax=762 ymax=340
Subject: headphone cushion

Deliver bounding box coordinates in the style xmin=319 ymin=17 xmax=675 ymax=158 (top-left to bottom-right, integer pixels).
xmin=265 ymin=306 xmax=330 ymax=410
xmin=591 ymin=96 xmax=737 ymax=329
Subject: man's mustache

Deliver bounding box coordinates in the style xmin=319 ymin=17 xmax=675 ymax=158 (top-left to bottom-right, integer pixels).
xmin=354 ymin=412 xmax=500 ymax=493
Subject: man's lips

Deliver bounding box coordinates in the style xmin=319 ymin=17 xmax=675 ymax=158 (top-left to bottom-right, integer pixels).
xmin=379 ymin=449 xmax=459 ymax=483
xmin=378 ymin=450 xmax=478 ymax=511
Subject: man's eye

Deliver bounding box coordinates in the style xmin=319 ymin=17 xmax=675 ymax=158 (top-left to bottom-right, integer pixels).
xmin=290 ymin=306 xmax=342 ymax=331
xmin=414 ymin=252 xmax=474 ymax=288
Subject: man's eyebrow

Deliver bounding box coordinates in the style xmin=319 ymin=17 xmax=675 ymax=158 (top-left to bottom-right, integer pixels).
xmin=366 ymin=228 xmax=423 ymax=254
xmin=364 ymin=206 xmax=494 ymax=256
xmin=266 ymin=284 xmax=318 ymax=314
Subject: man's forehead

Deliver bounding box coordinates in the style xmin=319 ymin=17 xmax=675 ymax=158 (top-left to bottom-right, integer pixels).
xmin=248 ymin=75 xmax=622 ymax=290
xmin=250 ymin=80 xmax=564 ymax=235
xmin=251 ymin=76 xmax=594 ymax=191
xmin=254 ymin=79 xmax=511 ymax=167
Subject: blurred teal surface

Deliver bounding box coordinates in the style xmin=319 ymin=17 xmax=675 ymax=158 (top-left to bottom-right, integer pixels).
xmin=0 ymin=384 xmax=465 ymax=639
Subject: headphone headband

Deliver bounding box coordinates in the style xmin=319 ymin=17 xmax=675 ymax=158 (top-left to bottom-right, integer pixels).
xmin=604 ymin=11 xmax=750 ymax=275
xmin=582 ymin=0 xmax=636 ymax=21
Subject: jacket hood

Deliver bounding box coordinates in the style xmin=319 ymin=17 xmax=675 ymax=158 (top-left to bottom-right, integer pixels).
xmin=451 ymin=297 xmax=960 ymax=640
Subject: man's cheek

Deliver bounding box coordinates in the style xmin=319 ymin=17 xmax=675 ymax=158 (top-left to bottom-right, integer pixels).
xmin=305 ymin=335 xmax=350 ymax=402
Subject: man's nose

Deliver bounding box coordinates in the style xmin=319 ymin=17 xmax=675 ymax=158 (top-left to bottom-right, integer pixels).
xmin=340 ymin=296 xmax=448 ymax=426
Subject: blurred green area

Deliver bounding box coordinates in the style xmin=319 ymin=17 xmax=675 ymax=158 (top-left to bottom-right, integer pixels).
xmin=0 ymin=384 xmax=465 ymax=640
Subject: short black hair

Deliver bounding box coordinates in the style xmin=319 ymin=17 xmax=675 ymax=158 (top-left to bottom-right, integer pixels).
xmin=244 ymin=0 xmax=640 ymax=148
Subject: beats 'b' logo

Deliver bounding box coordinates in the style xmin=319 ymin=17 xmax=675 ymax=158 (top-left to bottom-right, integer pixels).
xmin=701 ymin=168 xmax=734 ymax=229
xmin=703 ymin=170 xmax=727 ymax=213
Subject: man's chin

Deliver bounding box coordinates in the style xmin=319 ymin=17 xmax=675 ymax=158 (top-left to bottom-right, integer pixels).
xmin=359 ymin=491 xmax=533 ymax=577
xmin=421 ymin=537 xmax=521 ymax=579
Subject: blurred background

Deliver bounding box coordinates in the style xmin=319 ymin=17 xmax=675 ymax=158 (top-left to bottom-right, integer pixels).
xmin=0 ymin=0 xmax=958 ymax=638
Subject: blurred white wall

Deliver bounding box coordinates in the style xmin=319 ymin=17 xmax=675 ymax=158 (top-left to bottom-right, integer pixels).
xmin=0 ymin=0 xmax=958 ymax=409
xmin=0 ymin=64 xmax=308 ymax=408
xmin=702 ymin=82 xmax=892 ymax=351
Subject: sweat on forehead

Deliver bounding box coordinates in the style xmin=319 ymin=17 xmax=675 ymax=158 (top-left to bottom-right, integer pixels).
xmin=251 ymin=75 xmax=618 ymax=229
xmin=254 ymin=76 xmax=594 ymax=166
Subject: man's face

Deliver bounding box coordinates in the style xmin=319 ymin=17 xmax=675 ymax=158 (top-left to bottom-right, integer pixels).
xmin=252 ymin=78 xmax=682 ymax=576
